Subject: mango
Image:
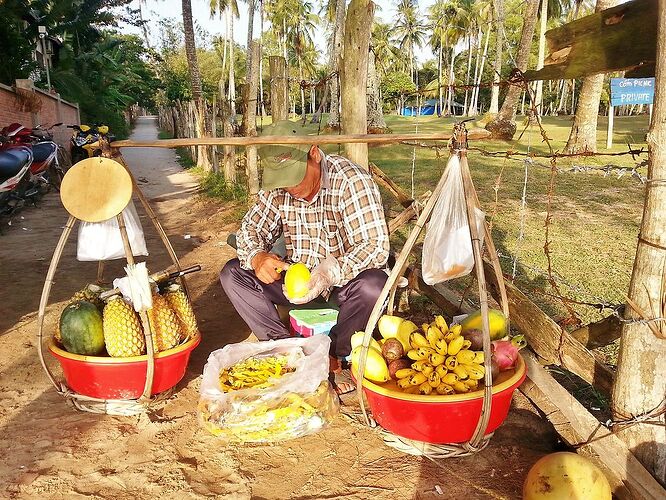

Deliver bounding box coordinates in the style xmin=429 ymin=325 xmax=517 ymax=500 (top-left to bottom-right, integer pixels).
xmin=351 ymin=346 xmax=390 ymax=383
xmin=460 ymin=309 xmax=508 ymax=340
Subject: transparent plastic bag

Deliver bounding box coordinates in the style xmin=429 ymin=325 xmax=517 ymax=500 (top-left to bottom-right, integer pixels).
xmin=198 ymin=336 xmax=339 ymax=442
xmin=76 ymin=201 xmax=148 ymax=261
xmin=422 ymin=155 xmax=486 ymax=284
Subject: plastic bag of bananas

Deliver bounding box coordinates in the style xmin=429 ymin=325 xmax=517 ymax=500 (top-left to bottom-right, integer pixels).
xmin=198 ymin=336 xmax=339 ymax=442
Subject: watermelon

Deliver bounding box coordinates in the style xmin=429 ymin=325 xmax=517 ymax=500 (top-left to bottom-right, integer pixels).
xmin=59 ymin=300 xmax=105 ymax=355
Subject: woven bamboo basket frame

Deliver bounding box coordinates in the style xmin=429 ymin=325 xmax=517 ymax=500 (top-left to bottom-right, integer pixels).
xmin=36 ymin=144 xmax=190 ymax=415
xmin=354 ymin=122 xmax=510 ymax=458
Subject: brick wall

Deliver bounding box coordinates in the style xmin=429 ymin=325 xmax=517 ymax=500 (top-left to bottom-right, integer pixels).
xmin=0 ymin=82 xmax=80 ymax=148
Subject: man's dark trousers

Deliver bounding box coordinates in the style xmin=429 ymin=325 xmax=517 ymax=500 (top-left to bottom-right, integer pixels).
xmin=220 ymin=258 xmax=388 ymax=358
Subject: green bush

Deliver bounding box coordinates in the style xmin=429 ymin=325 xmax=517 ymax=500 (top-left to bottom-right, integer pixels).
xmin=199 ymin=172 xmax=247 ymax=202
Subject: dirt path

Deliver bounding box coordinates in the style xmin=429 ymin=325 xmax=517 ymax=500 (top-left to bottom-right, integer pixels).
xmin=0 ymin=117 xmax=558 ymax=499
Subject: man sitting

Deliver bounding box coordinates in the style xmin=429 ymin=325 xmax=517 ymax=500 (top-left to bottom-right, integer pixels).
xmin=219 ymin=121 xmax=390 ymax=391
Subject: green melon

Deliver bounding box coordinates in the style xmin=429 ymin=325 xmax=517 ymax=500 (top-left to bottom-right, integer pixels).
xmin=59 ymin=300 xmax=105 ymax=355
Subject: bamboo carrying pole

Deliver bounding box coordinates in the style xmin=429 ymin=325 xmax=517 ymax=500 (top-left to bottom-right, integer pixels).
xmin=355 ymin=123 xmax=508 ymax=454
xmin=110 ymin=130 xmax=491 ymax=149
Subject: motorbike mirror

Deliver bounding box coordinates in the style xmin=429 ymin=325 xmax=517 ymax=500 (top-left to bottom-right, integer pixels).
xmin=60 ymin=157 xmax=133 ymax=223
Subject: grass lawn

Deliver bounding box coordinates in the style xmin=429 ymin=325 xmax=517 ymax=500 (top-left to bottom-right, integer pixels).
xmin=209 ymin=114 xmax=651 ymax=365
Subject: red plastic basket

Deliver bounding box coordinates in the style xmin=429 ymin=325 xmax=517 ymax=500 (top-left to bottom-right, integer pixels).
xmin=48 ymin=333 xmax=200 ymax=400
xmin=357 ymin=354 xmax=526 ymax=444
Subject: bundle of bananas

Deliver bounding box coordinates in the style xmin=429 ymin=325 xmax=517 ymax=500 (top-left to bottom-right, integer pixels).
xmin=200 ymin=381 xmax=339 ymax=442
xmin=218 ymin=355 xmax=296 ymax=392
xmin=393 ymin=315 xmax=486 ymax=395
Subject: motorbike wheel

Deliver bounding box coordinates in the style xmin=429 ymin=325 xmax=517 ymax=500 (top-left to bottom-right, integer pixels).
xmin=49 ymin=147 xmax=72 ymax=191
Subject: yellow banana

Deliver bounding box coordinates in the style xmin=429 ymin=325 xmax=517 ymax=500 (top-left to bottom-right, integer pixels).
xmin=450 ymin=324 xmax=462 ymax=336
xmin=411 ymin=360 xmax=430 ymax=372
xmin=453 ymin=365 xmax=469 ymax=380
xmin=434 ymin=315 xmax=448 ymax=333
xmin=426 ymin=326 xmax=443 ymax=347
xmin=447 ymin=335 xmax=465 ymax=356
xmin=441 ymin=373 xmax=459 ymax=385
xmin=395 ymin=368 xmax=417 ymax=379
xmin=436 ymin=384 xmax=455 ymax=395
xmin=421 ymin=364 xmax=434 ymax=377
xmin=408 ymin=372 xmax=428 ymax=386
xmin=463 ymin=363 xmax=485 ymax=380
xmin=428 ymin=371 xmax=441 ymax=388
xmin=434 ymin=338 xmax=448 ymax=355
xmin=443 ymin=330 xmax=457 ymax=343
xmin=418 ymin=381 xmax=433 ymax=395
xmin=452 ymin=381 xmax=470 ymax=393
xmin=435 ymin=365 xmax=448 ymax=378
xmin=463 ymin=379 xmax=479 ymax=390
xmin=461 ymin=339 xmax=472 ymax=350
xmin=473 ymin=351 xmax=485 ymax=364
xmin=407 ymin=349 xmax=425 ymax=360
xmin=429 ymin=352 xmax=446 ymax=366
xmin=445 ymin=356 xmax=459 ymax=370
xmin=397 ymin=377 xmax=412 ymax=389
xmin=456 ymin=349 xmax=476 ymax=365
xmin=421 ymin=323 xmax=430 ymax=335
xmin=409 ymin=332 xmax=430 ymax=349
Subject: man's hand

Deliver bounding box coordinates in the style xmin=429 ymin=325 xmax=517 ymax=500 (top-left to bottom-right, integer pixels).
xmin=251 ymin=252 xmax=289 ymax=284
xmin=285 ymin=256 xmax=340 ymax=305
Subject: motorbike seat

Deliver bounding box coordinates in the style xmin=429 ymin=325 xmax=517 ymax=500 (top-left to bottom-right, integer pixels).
xmin=32 ymin=141 xmax=58 ymax=163
xmin=0 ymin=148 xmax=31 ymax=183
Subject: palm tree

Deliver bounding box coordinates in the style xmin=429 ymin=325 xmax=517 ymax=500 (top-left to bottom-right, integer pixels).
xmin=563 ymin=0 xmax=618 ymax=153
xmin=488 ymin=0 xmax=505 ymax=114
xmin=210 ymin=0 xmax=240 ymax=118
xmin=395 ymin=0 xmax=426 ymax=85
xmin=286 ymin=0 xmax=318 ymax=122
xmin=182 ymin=0 xmax=202 ymax=101
xmin=485 ymin=0 xmax=539 ymax=138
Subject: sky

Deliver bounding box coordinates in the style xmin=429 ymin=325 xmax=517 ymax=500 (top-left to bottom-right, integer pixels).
xmin=119 ymin=0 xmax=437 ymax=63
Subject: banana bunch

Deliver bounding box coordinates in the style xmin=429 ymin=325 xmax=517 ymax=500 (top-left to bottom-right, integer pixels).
xmin=219 ymin=355 xmax=295 ymax=392
xmin=393 ymin=315 xmax=486 ymax=395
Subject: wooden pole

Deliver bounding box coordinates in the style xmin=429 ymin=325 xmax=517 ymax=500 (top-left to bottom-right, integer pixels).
xmin=111 ymin=130 xmax=490 ymax=148
xmin=246 ymin=41 xmax=261 ymax=200
xmin=269 ymin=56 xmax=288 ymax=122
xmin=340 ymin=0 xmax=374 ymax=169
xmin=607 ymin=105 xmax=614 ymax=149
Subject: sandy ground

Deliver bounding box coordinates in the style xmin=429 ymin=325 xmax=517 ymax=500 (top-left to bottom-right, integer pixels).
xmin=0 ymin=117 xmax=560 ymax=499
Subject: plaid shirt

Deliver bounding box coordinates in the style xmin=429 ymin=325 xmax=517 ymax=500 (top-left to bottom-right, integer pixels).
xmin=236 ymin=152 xmax=389 ymax=287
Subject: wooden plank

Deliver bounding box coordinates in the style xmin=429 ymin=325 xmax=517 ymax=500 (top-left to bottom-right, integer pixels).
xmin=521 ymin=351 xmax=666 ymax=500
xmin=570 ymin=312 xmax=624 ymax=349
xmin=523 ymin=0 xmax=657 ymax=81
xmin=111 ymin=130 xmax=491 ymax=148
xmin=370 ymin=162 xmax=413 ymax=207
xmin=483 ymin=260 xmax=615 ymax=394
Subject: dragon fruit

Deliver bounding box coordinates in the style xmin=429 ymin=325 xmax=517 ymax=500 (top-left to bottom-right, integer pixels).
xmin=491 ymin=340 xmax=520 ymax=371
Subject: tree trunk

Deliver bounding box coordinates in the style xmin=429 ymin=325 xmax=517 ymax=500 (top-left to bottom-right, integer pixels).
xmin=182 ymin=0 xmax=202 ymax=101
xmin=228 ymin=15 xmax=236 ymax=119
xmin=299 ymin=59 xmax=306 ymax=122
xmin=447 ymin=50 xmax=456 ymax=115
xmin=486 ymin=0 xmax=539 ymax=139
xmin=471 ymin=26 xmax=490 ymax=116
xmin=463 ymin=35 xmax=473 ymax=116
xmin=246 ymin=41 xmax=261 ymax=200
xmin=341 ymin=0 xmax=373 ymax=169
xmin=367 ymin=49 xmax=387 ymax=132
xmin=611 ymin=0 xmax=666 ymax=485
xmin=564 ymin=0 xmax=617 ymax=154
xmin=327 ymin=0 xmax=346 ymax=130
xmin=240 ymin=0 xmax=256 ymax=134
xmin=534 ymin=0 xmax=547 ymax=115
xmin=311 ymin=81 xmax=330 ymax=124
xmin=269 ymin=56 xmax=288 ymax=121
xmin=489 ymin=0 xmax=505 ymax=115
xmin=438 ymin=44 xmax=443 ymax=117
xmin=259 ymin=0 xmax=266 ymax=120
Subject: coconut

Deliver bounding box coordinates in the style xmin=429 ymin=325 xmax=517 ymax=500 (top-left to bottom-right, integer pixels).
xmin=381 ymin=338 xmax=404 ymax=362
xmin=387 ymin=358 xmax=411 ymax=379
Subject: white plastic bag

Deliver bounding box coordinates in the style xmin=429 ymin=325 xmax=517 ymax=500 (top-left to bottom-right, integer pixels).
xmin=199 ymin=336 xmax=339 ymax=442
xmin=76 ymin=201 xmax=148 ymax=261
xmin=422 ymin=155 xmax=486 ymax=284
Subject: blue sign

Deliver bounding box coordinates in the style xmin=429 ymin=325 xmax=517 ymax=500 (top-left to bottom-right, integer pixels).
xmin=610 ymin=78 xmax=655 ymax=107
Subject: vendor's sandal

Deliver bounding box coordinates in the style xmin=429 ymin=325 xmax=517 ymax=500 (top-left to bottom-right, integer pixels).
xmin=329 ymin=369 xmax=356 ymax=396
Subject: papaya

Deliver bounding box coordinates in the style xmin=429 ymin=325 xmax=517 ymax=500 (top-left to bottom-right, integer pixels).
xmin=460 ymin=309 xmax=508 ymax=340
xmin=59 ymin=300 xmax=105 ymax=355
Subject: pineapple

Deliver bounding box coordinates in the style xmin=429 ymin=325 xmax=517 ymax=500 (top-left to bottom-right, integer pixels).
xmin=55 ymin=284 xmax=106 ymax=344
xmin=164 ymin=283 xmax=199 ymax=340
xmin=103 ymin=296 xmax=146 ymax=357
xmin=147 ymin=293 xmax=182 ymax=352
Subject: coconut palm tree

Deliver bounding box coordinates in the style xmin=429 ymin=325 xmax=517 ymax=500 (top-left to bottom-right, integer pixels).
xmin=286 ymin=0 xmax=318 ymax=121
xmin=395 ymin=0 xmax=426 ymax=85
xmin=210 ymin=0 xmax=239 ymax=117
xmin=182 ymin=0 xmax=202 ymax=101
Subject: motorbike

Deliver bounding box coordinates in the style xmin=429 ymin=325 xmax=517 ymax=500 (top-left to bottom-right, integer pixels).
xmin=68 ymin=124 xmax=112 ymax=164
xmin=0 ymin=122 xmax=69 ymax=216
